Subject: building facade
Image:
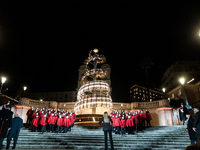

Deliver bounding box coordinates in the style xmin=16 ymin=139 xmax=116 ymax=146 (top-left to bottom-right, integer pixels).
xmin=130 ymin=85 xmax=163 ymax=102
xmin=161 ymin=60 xmax=200 ymax=92
xmin=167 ymin=80 xmax=200 ymax=106
xmin=25 ymin=91 xmax=77 ymax=102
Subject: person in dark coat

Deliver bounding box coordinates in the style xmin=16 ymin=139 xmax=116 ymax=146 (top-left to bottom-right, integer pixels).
xmin=179 ymin=103 xmax=188 ymax=125
xmin=6 ymin=114 xmax=23 ymax=149
xmin=0 ymin=105 xmax=13 ymax=150
xmin=193 ymin=107 xmax=200 ymax=142
xmin=98 ymin=112 xmax=114 ymax=150
xmin=186 ymin=113 xmax=197 ymax=144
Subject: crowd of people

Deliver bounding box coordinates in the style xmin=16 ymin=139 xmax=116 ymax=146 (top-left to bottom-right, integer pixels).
xmin=0 ymin=101 xmax=23 ymax=150
xmin=109 ymin=109 xmax=152 ymax=135
xmin=26 ymin=107 xmax=76 ymax=134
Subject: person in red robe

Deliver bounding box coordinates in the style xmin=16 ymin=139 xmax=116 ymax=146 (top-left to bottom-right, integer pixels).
xmin=141 ymin=111 xmax=146 ymax=128
xmin=146 ymin=110 xmax=152 ymax=127
xmin=114 ymin=116 xmax=121 ymax=135
xmin=26 ymin=107 xmax=34 ymax=125
xmin=63 ymin=115 xmax=71 ymax=133
xmin=31 ymin=115 xmax=39 ymax=132
xmin=40 ymin=115 xmax=47 ymax=134
xmin=48 ymin=113 xmax=55 ymax=132
xmin=126 ymin=115 xmax=133 ymax=134
xmin=57 ymin=115 xmax=63 ymax=134
xmin=121 ymin=116 xmax=126 ymax=135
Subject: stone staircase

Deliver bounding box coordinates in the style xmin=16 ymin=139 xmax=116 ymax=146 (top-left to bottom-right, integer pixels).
xmin=2 ymin=125 xmax=190 ymax=150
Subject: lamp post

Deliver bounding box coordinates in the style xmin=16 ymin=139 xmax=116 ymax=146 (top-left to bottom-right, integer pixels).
xmin=0 ymin=77 xmax=6 ymax=93
xmin=179 ymin=78 xmax=192 ymax=109
xmin=121 ymin=104 xmax=123 ymax=136
xmin=162 ymin=88 xmax=166 ymax=99
xmin=23 ymin=86 xmax=27 ymax=97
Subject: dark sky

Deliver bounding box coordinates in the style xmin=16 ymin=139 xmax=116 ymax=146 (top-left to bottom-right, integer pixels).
xmin=0 ymin=1 xmax=200 ymax=102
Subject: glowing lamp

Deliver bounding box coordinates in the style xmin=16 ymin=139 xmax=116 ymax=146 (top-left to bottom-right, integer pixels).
xmin=162 ymin=88 xmax=166 ymax=93
xmin=180 ymin=78 xmax=185 ymax=85
xmin=93 ymin=49 xmax=99 ymax=53
xmin=1 ymin=77 xmax=6 ymax=84
xmin=40 ymin=99 xmax=43 ymax=102
xmin=24 ymin=86 xmax=27 ymax=91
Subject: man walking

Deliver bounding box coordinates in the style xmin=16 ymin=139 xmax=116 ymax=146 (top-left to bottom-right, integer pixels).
xmin=0 ymin=105 xmax=13 ymax=149
xmin=6 ymin=114 xmax=23 ymax=149
xmin=179 ymin=103 xmax=188 ymax=125
xmin=193 ymin=107 xmax=200 ymax=142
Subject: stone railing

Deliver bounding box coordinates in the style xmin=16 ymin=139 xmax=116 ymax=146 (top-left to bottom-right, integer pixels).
xmin=19 ymin=97 xmax=57 ymax=109
xmin=131 ymin=99 xmax=170 ymax=109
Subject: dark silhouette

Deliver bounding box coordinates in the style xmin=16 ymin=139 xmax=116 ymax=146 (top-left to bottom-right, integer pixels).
xmin=98 ymin=112 xmax=114 ymax=150
xmin=0 ymin=105 xmax=13 ymax=149
xmin=6 ymin=114 xmax=23 ymax=149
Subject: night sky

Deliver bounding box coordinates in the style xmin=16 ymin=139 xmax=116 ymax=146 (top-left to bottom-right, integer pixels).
xmin=0 ymin=1 xmax=200 ymax=102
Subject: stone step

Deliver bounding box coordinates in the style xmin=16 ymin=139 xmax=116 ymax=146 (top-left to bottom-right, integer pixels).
xmin=5 ymin=125 xmax=190 ymax=149
xmin=2 ymin=144 xmax=188 ymax=150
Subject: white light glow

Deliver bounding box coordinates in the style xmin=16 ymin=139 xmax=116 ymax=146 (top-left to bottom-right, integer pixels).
xmin=24 ymin=86 xmax=27 ymax=91
xmin=180 ymin=78 xmax=185 ymax=85
xmin=187 ymin=78 xmax=195 ymax=84
xmin=1 ymin=77 xmax=6 ymax=84
xmin=162 ymin=88 xmax=166 ymax=93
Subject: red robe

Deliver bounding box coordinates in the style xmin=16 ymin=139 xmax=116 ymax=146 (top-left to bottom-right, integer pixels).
xmin=113 ymin=118 xmax=121 ymax=127
xmin=40 ymin=118 xmax=47 ymax=126
xmin=112 ymin=118 xmax=116 ymax=127
xmin=72 ymin=113 xmax=76 ymax=122
xmin=126 ymin=118 xmax=133 ymax=127
xmin=57 ymin=118 xmax=63 ymax=126
xmin=63 ymin=118 xmax=71 ymax=127
xmin=141 ymin=113 xmax=147 ymax=120
xmin=121 ymin=120 xmax=126 ymax=128
xmin=69 ymin=116 xmax=73 ymax=124
xmin=48 ymin=116 xmax=55 ymax=124
xmin=31 ymin=118 xmax=39 ymax=127
xmin=146 ymin=113 xmax=152 ymax=120
xmin=138 ymin=113 xmax=142 ymax=122
xmin=110 ymin=117 xmax=114 ymax=126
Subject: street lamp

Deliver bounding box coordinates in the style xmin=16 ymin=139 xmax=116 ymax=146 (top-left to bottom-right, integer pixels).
xmin=23 ymin=86 xmax=27 ymax=91
xmin=179 ymin=78 xmax=192 ymax=109
xmin=162 ymin=88 xmax=166 ymax=99
xmin=0 ymin=77 xmax=6 ymax=93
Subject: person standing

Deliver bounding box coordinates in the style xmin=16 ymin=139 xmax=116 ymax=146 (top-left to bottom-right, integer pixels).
xmin=186 ymin=113 xmax=197 ymax=145
xmin=63 ymin=115 xmax=71 ymax=133
xmin=57 ymin=115 xmax=63 ymax=134
xmin=6 ymin=114 xmax=23 ymax=149
xmin=40 ymin=115 xmax=47 ymax=134
xmin=0 ymin=105 xmax=13 ymax=150
xmin=179 ymin=103 xmax=188 ymax=125
xmin=48 ymin=113 xmax=55 ymax=133
xmin=146 ymin=110 xmax=152 ymax=127
xmin=193 ymin=107 xmax=200 ymax=142
xmin=31 ymin=115 xmax=39 ymax=132
xmin=98 ymin=112 xmax=114 ymax=150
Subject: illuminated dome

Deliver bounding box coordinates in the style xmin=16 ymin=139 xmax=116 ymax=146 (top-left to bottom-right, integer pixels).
xmin=75 ymin=49 xmax=113 ymax=114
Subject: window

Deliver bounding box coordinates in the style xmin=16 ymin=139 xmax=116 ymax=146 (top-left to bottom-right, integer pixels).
xmin=134 ymin=96 xmax=136 ymax=98
xmin=139 ymin=93 xmax=141 ymax=95
xmin=130 ymin=91 xmax=132 ymax=93
xmin=138 ymin=97 xmax=140 ymax=99
xmin=136 ymin=92 xmax=138 ymax=94
xmin=143 ymin=94 xmax=145 ymax=98
xmin=136 ymin=88 xmax=138 ymax=91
